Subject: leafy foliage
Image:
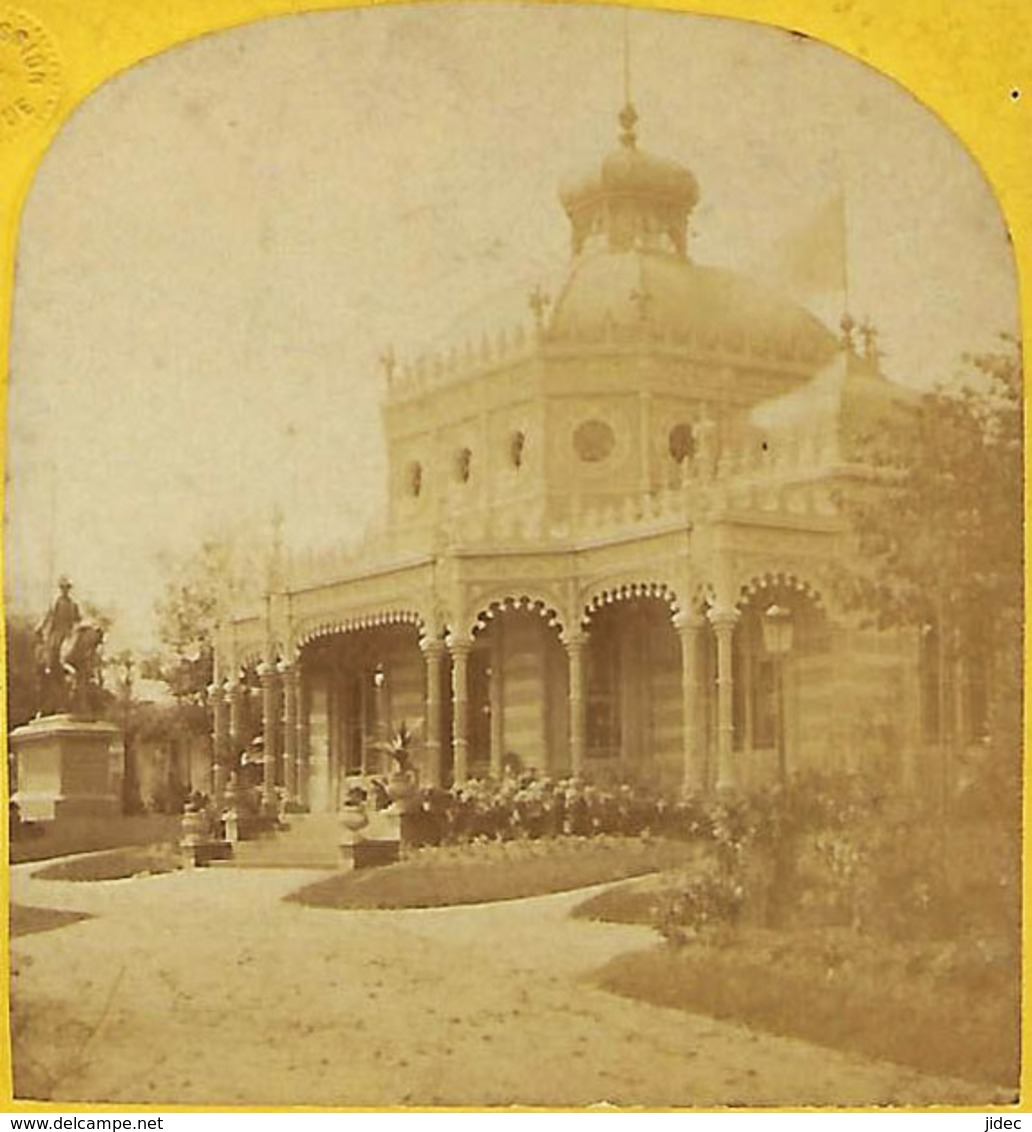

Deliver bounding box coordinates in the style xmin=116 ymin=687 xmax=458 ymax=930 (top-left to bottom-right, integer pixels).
xmin=152 ymin=538 xmax=250 ymax=702
xmin=5 ymin=613 xmax=43 ymax=728
xmin=649 ymin=772 xmax=1019 ymax=952
xmin=836 ymin=341 xmax=1022 ymax=637
xmin=654 ymin=869 xmax=744 ymax=947
xmin=834 ymin=341 xmax=1022 ymax=795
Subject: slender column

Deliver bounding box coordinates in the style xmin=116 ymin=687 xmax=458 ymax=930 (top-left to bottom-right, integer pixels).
xmin=209 ymin=681 xmax=229 ymax=807
xmin=952 ymin=650 xmax=967 ymax=749
xmin=900 ymin=627 xmax=921 ymax=793
xmin=420 ymin=638 xmax=444 ymax=787
xmin=228 ymin=678 xmax=246 ymax=769
xmin=489 ymin=633 xmax=505 ymax=779
xmin=298 ymin=669 xmax=311 ymax=809
xmin=673 ymin=612 xmax=705 ymax=795
xmin=638 ymin=391 xmax=652 ymax=496
xmin=281 ymin=661 xmax=299 ymax=804
xmin=448 ymin=636 xmax=473 ymax=785
xmin=258 ymin=662 xmax=280 ymax=813
xmin=564 ymin=633 xmax=587 ymax=778
xmin=709 ymin=608 xmax=739 ymax=791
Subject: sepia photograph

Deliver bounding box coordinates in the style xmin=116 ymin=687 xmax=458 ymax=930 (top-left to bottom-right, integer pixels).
xmin=4 ymin=1 xmax=1024 ymax=1110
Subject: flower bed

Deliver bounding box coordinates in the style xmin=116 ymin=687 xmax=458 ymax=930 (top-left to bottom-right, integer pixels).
xmin=593 ymin=927 xmax=1019 ymax=1092
xmin=31 ymin=845 xmax=181 ymax=882
xmin=572 ymin=774 xmax=1020 ymax=1094
xmin=287 ymin=835 xmax=698 ymax=909
xmin=10 ymin=905 xmax=92 ymax=938
xmin=361 ymin=775 xmax=715 ymax=847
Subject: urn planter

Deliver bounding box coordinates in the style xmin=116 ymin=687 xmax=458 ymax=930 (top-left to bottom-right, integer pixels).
xmin=386 ymin=769 xmax=420 ymax=813
xmin=339 ymin=803 xmax=370 ymax=834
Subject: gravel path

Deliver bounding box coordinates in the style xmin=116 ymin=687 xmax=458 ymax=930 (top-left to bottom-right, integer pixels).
xmin=10 ymin=861 xmax=1004 ymax=1108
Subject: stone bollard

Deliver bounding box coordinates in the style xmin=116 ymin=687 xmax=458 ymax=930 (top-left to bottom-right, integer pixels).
xmin=180 ymin=801 xmax=207 ymax=867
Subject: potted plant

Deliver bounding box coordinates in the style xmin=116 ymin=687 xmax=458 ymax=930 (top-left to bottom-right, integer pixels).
xmin=380 ymin=721 xmax=422 ymax=812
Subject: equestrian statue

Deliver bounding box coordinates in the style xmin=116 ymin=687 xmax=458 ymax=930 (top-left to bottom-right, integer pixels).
xmin=35 ymin=577 xmax=105 ymax=717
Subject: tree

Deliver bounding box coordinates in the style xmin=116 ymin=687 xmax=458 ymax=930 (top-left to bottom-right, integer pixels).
xmin=5 ymin=613 xmax=42 ymax=729
xmin=835 ymin=339 xmax=1022 ymax=805
xmin=152 ymin=538 xmax=249 ymax=703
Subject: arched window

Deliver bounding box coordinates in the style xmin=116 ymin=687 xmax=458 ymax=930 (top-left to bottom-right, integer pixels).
xmin=455 ymin=447 xmax=472 ymax=483
xmin=406 ymin=461 xmax=423 ymax=498
xmin=509 ymin=430 xmax=526 ymax=469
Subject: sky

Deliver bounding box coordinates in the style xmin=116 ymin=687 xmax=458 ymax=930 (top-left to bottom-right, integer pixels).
xmin=5 ymin=3 xmax=1019 ymax=655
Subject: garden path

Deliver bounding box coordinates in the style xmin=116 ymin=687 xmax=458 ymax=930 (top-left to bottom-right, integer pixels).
xmin=9 ymin=861 xmax=1004 ymax=1108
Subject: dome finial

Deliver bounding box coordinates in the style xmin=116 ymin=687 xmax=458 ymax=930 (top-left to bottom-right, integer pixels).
xmin=619 ymin=101 xmax=639 ymax=149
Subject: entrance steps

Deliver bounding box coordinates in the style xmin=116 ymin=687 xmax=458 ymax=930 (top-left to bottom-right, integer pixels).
xmin=218 ymin=811 xmax=341 ymax=870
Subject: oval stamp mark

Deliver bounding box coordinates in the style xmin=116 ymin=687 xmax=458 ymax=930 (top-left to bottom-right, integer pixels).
xmin=0 ymin=7 xmax=61 ymax=143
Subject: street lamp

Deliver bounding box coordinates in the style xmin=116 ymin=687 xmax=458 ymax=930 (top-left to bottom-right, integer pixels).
xmin=372 ymin=664 xmax=387 ymax=771
xmin=762 ymin=604 xmax=794 ymax=784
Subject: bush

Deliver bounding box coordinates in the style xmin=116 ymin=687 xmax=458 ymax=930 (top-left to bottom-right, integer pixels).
xmin=654 ymin=868 xmax=744 ymax=946
xmin=649 ymin=771 xmax=1018 ymax=949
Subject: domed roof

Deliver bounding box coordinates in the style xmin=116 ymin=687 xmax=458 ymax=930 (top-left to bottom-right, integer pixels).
xmin=559 ymin=104 xmax=700 ymax=259
xmin=559 ymin=122 xmax=699 ymax=214
xmin=386 ymin=106 xmax=839 ymax=400
xmin=548 ymin=249 xmax=838 ymax=365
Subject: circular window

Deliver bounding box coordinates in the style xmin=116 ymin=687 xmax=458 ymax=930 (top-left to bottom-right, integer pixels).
xmin=668 ymin=423 xmax=695 ymax=464
xmin=455 ymin=447 xmax=472 ymax=483
xmin=406 ymin=461 xmax=422 ymax=498
xmin=573 ymin=419 xmax=615 ymax=462
xmin=509 ymin=430 xmax=526 ymax=469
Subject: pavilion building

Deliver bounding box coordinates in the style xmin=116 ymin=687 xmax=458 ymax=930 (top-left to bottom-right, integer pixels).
xmin=213 ymin=102 xmax=924 ymax=813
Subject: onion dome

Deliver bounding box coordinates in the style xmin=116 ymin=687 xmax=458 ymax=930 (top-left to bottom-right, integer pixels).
xmin=559 ymin=103 xmax=700 ymax=259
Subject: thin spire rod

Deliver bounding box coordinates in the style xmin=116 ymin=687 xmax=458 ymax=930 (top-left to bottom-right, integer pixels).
xmin=623 ymin=6 xmax=632 ymax=108
xmin=618 ymin=7 xmax=638 ymax=148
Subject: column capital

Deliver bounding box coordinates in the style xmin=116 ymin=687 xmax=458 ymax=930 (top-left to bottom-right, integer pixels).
xmin=257 ymin=661 xmax=280 ymax=682
xmin=707 ymin=607 xmax=740 ymax=633
xmin=672 ymin=610 xmax=707 ymax=634
xmin=445 ymin=632 xmax=474 ymax=656
xmin=278 ymin=659 xmax=298 ymax=681
xmin=561 ymin=630 xmax=588 ymax=652
xmin=420 ymin=636 xmax=446 ymax=659
xmin=207 ymin=681 xmax=225 ymax=702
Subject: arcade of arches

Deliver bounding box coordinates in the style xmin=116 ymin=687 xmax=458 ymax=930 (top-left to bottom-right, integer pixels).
xmin=212 ymin=581 xmax=858 ymax=814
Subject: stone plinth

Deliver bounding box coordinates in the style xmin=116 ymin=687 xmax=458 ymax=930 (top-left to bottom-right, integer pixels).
xmin=11 ymin=714 xmax=120 ymax=821
xmin=339 ymin=807 xmax=401 ymax=871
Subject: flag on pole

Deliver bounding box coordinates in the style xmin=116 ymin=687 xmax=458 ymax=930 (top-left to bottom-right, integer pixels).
xmin=769 ymin=190 xmax=848 ymax=319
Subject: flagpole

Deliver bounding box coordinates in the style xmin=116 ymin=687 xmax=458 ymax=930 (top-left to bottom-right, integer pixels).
xmin=622 ymin=7 xmax=632 ymax=109
xmin=835 ymin=145 xmax=850 ymax=320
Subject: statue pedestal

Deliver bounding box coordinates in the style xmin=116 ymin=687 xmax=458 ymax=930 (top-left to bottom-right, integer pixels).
xmin=11 ymin=714 xmax=120 ymax=821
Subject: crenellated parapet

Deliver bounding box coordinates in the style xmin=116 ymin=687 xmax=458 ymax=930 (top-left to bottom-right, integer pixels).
xmin=282 ymin=436 xmax=843 ymax=609
xmin=285 ymin=522 xmax=436 ymax=591
xmin=384 ymin=314 xmax=836 ymax=405
xmin=385 ymin=318 xmax=535 ymax=402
